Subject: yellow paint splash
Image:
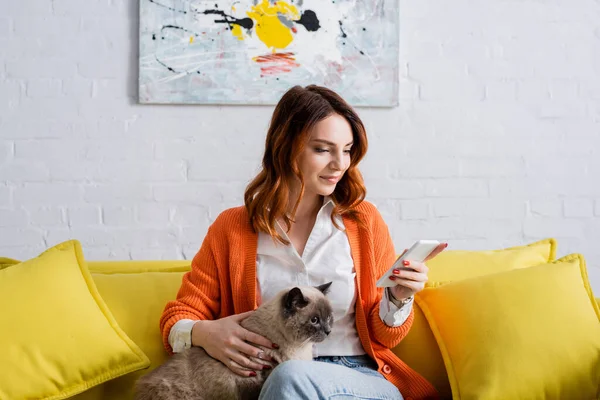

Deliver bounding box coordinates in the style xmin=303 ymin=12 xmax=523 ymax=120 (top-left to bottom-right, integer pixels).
xmin=235 ymin=0 xmax=300 ymax=50
xmin=189 ymin=36 xmax=194 ymax=43
xmin=231 ymin=24 xmax=244 ymax=40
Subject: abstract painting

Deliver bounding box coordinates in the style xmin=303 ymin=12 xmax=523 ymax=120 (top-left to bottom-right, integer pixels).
xmin=139 ymin=0 xmax=399 ymax=106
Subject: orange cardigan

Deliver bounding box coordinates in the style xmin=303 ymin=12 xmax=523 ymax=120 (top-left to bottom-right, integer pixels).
xmin=160 ymin=201 xmax=439 ymax=400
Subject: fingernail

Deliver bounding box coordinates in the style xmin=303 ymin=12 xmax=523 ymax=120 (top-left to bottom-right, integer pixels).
xmin=272 ymin=343 xmax=279 ymax=349
xmin=444 ymin=243 xmax=449 ymax=248
xmin=249 ymin=372 xmax=257 ymax=377
xmin=262 ymin=365 xmax=272 ymax=370
xmin=402 ymin=260 xmax=410 ymax=266
xmin=393 ymin=269 xmax=400 ymax=274
xmin=389 ymin=276 xmax=396 ymax=280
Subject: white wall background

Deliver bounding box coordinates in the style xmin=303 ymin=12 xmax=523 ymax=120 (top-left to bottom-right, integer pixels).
xmin=1 ymin=0 xmax=599 ymax=292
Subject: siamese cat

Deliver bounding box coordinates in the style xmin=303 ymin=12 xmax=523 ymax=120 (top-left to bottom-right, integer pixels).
xmin=134 ymin=282 xmax=334 ymax=400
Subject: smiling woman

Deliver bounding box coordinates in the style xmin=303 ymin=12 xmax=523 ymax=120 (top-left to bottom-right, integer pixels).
xmin=159 ymin=85 xmax=442 ymax=400
xmin=244 ymin=84 xmax=368 ymax=245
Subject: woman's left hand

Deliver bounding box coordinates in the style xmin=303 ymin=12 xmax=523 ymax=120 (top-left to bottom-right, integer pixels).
xmin=389 ymin=242 xmax=447 ymax=301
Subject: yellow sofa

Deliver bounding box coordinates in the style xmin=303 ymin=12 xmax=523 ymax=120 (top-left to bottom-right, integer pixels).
xmin=3 ymin=238 xmax=599 ymax=400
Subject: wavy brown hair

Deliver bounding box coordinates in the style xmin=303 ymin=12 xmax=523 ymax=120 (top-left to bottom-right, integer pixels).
xmin=244 ymin=85 xmax=368 ymax=244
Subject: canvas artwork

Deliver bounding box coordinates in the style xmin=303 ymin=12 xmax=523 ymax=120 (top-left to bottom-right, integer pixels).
xmin=139 ymin=0 xmax=399 ymax=106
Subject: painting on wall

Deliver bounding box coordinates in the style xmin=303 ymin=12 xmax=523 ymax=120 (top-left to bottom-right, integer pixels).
xmin=139 ymin=0 xmax=399 ymax=106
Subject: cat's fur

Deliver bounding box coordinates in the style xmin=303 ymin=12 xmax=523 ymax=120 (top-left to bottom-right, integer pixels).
xmin=134 ymin=282 xmax=334 ymax=400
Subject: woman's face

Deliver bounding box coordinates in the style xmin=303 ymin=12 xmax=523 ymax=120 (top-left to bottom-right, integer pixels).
xmin=297 ymin=113 xmax=354 ymax=199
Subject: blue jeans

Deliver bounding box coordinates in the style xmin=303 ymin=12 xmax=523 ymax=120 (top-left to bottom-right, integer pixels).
xmin=258 ymin=355 xmax=403 ymax=400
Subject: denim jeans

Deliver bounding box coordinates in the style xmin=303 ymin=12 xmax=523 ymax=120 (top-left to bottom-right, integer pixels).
xmin=258 ymin=355 xmax=403 ymax=400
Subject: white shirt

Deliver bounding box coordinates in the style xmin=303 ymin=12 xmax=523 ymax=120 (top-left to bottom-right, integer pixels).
xmin=169 ymin=198 xmax=413 ymax=354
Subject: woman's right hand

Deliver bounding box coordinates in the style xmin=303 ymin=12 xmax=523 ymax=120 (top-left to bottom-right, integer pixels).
xmin=191 ymin=311 xmax=277 ymax=377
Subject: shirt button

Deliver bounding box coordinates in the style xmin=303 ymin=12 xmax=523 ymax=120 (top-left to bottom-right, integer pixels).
xmin=382 ymin=364 xmax=392 ymax=374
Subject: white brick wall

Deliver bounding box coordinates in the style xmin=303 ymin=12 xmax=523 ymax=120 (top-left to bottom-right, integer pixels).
xmin=0 ymin=0 xmax=599 ymax=293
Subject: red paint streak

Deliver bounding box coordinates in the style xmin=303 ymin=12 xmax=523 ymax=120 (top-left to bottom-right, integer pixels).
xmin=334 ymin=62 xmax=344 ymax=75
xmin=291 ymin=26 xmax=297 ymax=33
xmin=254 ymin=52 xmax=300 ymax=75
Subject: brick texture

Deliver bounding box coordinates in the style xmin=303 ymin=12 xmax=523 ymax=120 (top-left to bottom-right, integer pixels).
xmin=0 ymin=0 xmax=598 ymax=292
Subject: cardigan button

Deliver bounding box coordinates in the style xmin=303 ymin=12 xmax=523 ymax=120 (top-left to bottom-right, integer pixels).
xmin=382 ymin=364 xmax=392 ymax=374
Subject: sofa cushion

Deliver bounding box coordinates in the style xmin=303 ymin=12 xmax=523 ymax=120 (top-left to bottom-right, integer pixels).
xmin=0 ymin=256 xmax=19 ymax=270
xmin=87 ymin=261 xmax=190 ymax=399
xmin=87 ymin=260 xmax=191 ymax=274
xmin=0 ymin=240 xmax=150 ymax=400
xmin=416 ymin=254 xmax=600 ymax=400
xmin=392 ymin=238 xmax=556 ymax=398
xmin=425 ymin=238 xmax=556 ymax=286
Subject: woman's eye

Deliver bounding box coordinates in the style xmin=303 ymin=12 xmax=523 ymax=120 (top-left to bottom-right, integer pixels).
xmin=314 ymin=148 xmax=328 ymax=153
xmin=311 ymin=316 xmax=320 ymax=324
xmin=344 ymin=149 xmax=351 ymax=154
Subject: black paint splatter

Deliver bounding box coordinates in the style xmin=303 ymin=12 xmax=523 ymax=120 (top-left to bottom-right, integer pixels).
xmin=161 ymin=24 xmax=199 ymax=36
xmin=155 ymin=56 xmax=176 ymax=73
xmin=203 ymin=9 xmax=254 ymax=30
xmin=153 ymin=25 xmax=204 ymax=74
xmin=339 ymin=21 xmax=347 ymax=38
xmin=147 ymin=0 xmax=187 ymax=14
xmin=297 ymin=10 xmax=320 ymax=31
xmin=339 ymin=21 xmax=365 ymax=55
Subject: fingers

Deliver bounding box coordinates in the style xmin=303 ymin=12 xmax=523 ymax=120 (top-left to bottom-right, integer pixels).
xmin=424 ymin=242 xmax=448 ymax=262
xmin=231 ymin=311 xmax=255 ymax=321
xmin=226 ymin=358 xmax=257 ymax=377
xmin=391 ymin=268 xmax=427 ymax=282
xmin=392 ymin=278 xmax=425 ymax=292
xmin=225 ymin=348 xmax=269 ymax=373
xmin=398 ymin=260 xmax=429 ymax=274
xmin=235 ymin=340 xmax=274 ymax=363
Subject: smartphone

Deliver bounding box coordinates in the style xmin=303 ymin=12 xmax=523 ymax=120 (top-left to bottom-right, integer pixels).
xmin=375 ymin=240 xmax=441 ymax=288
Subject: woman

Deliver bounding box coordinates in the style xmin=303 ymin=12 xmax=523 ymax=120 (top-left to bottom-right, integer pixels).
xmin=160 ymin=85 xmax=446 ymax=399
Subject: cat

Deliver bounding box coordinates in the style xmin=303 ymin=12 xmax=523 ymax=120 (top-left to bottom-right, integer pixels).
xmin=134 ymin=282 xmax=334 ymax=400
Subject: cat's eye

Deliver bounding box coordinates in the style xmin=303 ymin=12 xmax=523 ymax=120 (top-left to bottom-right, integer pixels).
xmin=311 ymin=316 xmax=320 ymax=324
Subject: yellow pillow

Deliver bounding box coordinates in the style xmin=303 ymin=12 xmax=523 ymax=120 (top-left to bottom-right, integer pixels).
xmin=88 ymin=260 xmax=191 ymax=274
xmin=416 ymin=254 xmax=600 ymax=400
xmin=426 ymin=238 xmax=556 ymax=286
xmin=392 ymin=302 xmax=450 ymax=394
xmin=89 ymin=270 xmax=187 ymax=399
xmin=0 ymin=240 xmax=150 ymax=400
xmin=393 ymin=238 xmax=557 ymax=398
xmin=0 ymin=256 xmax=19 ymax=270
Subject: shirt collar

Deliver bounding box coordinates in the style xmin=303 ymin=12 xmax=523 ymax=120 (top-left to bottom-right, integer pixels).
xmin=321 ymin=196 xmax=344 ymax=230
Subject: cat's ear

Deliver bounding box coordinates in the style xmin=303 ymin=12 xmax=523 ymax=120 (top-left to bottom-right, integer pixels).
xmin=315 ymin=282 xmax=332 ymax=295
xmin=284 ymin=287 xmax=309 ymax=311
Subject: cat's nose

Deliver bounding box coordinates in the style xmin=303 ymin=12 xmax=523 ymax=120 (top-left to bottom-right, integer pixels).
xmin=325 ymin=329 xmax=331 ymax=336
